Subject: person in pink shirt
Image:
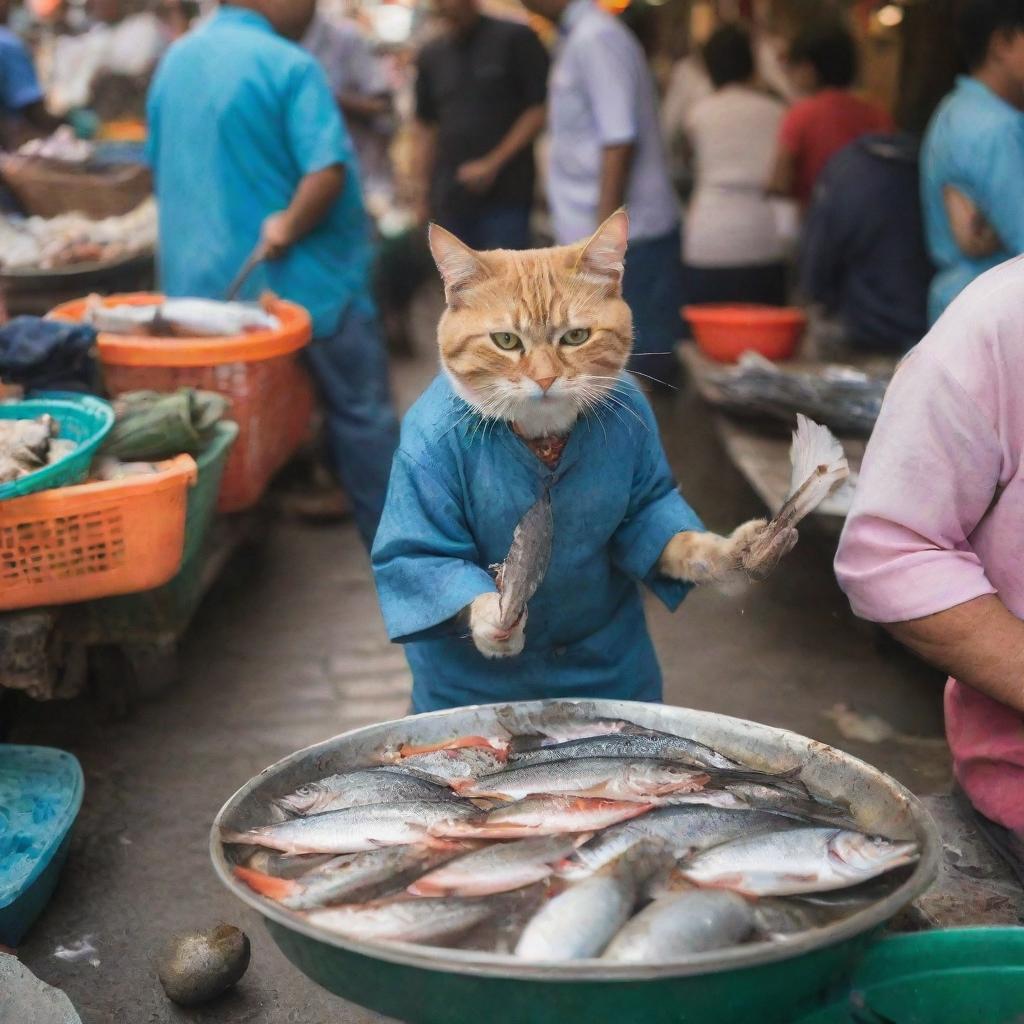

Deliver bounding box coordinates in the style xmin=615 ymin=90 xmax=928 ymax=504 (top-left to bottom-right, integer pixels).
xmin=835 ymin=255 xmax=1024 ymax=875
xmin=768 ymin=20 xmax=893 ymax=206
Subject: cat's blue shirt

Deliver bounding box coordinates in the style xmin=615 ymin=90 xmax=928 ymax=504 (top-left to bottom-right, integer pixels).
xmin=371 ymin=374 xmax=704 ymax=712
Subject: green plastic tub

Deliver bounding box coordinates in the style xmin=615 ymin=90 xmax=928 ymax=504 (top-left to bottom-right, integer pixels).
xmin=0 ymin=746 xmax=84 ymax=946
xmin=796 ymin=928 xmax=1024 ymax=1024
xmin=0 ymin=393 xmax=114 ymax=500
xmin=76 ymin=419 xmax=239 ymax=642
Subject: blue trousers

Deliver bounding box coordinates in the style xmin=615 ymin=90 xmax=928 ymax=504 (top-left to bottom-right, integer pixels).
xmin=436 ymin=205 xmax=532 ymax=251
xmin=622 ymin=226 xmax=685 ymax=386
xmin=305 ymin=303 xmax=400 ymax=550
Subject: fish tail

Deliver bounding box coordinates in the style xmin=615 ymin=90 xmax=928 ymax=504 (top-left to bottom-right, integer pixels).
xmin=220 ymin=829 xmax=259 ymax=846
xmin=233 ymin=865 xmax=300 ymax=901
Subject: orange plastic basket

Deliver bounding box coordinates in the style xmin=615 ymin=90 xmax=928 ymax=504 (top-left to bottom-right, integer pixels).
xmin=50 ymin=294 xmax=315 ymax=513
xmin=0 ymin=455 xmax=196 ymax=611
xmin=683 ymin=304 xmax=807 ymax=364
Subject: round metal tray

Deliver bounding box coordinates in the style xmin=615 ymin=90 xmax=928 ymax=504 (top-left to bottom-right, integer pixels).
xmin=211 ymin=699 xmax=940 ymax=1023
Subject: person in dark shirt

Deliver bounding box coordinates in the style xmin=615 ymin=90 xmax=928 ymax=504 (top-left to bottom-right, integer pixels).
xmin=413 ymin=0 xmax=548 ymax=250
xmin=800 ymin=132 xmax=932 ymax=352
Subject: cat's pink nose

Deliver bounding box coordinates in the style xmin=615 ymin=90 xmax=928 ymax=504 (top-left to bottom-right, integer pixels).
xmin=534 ymin=376 xmax=557 ymax=393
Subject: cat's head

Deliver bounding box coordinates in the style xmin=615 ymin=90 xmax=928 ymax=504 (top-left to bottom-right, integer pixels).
xmin=429 ymin=210 xmax=633 ymax=439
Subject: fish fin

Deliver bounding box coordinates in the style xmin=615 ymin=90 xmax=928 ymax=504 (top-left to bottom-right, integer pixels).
xmin=422 ymin=836 xmax=469 ymax=851
xmin=220 ymin=829 xmax=259 ymax=846
xmin=406 ymin=878 xmax=452 ymax=897
xmin=233 ymin=865 xmax=299 ymax=901
xmin=398 ymin=736 xmax=509 ymax=758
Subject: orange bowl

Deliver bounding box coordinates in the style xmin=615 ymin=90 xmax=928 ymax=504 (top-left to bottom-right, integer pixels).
xmin=683 ymin=304 xmax=806 ymax=363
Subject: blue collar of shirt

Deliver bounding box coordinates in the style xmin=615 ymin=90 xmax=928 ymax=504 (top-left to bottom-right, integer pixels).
xmin=558 ymin=0 xmax=593 ymax=37
xmin=213 ymin=5 xmax=276 ymax=34
xmin=955 ymin=73 xmax=1021 ymax=115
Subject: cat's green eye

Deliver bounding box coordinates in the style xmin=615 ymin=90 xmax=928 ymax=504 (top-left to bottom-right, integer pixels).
xmin=490 ymin=332 xmax=522 ymax=351
xmin=561 ymin=328 xmax=591 ymax=346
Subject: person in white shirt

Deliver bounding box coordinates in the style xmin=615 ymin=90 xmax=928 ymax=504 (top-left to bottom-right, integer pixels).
xmin=682 ymin=24 xmax=792 ymax=307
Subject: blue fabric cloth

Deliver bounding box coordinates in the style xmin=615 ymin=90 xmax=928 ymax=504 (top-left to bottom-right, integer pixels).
xmin=304 ymin=304 xmax=399 ymax=549
xmin=801 ymin=133 xmax=930 ymax=352
xmin=0 ymin=317 xmax=99 ymax=393
xmin=921 ymin=76 xmax=1024 ymax=323
xmin=146 ymin=6 xmax=374 ymax=336
xmin=437 ymin=205 xmax=532 ymax=251
xmin=548 ymin=0 xmax=679 ymax=244
xmin=622 ymin=226 xmax=684 ymax=384
xmin=372 ymin=374 xmax=704 ymax=712
xmin=0 ymin=27 xmax=42 ymax=113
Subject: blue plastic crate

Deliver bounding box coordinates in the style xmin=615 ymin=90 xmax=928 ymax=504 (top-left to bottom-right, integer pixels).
xmin=0 ymin=746 xmax=84 ymax=945
xmin=0 ymin=393 xmax=114 ymax=501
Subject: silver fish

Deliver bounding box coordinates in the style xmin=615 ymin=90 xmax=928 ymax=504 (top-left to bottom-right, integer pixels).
xmin=408 ymin=835 xmax=581 ymax=897
xmin=220 ymin=800 xmax=481 ymax=854
xmin=275 ymin=767 xmax=463 ymax=816
xmin=514 ymin=841 xmax=670 ymax=961
xmin=508 ymin=731 xmax=743 ymax=771
xmin=308 ymin=895 xmax=505 ymax=944
xmin=87 ymin=296 xmax=280 ymax=337
xmin=679 ymin=827 xmax=919 ymax=896
xmin=494 ymin=491 xmax=553 ymax=630
xmin=560 ymin=805 xmax=802 ymax=879
xmin=244 ymin=850 xmax=337 ymax=878
xmin=435 ymin=795 xmax=654 ymax=840
xmin=393 ymin=747 xmax=508 ymax=784
xmin=602 ymin=890 xmax=755 ymax=961
xmin=454 ymin=757 xmax=709 ymax=803
xmin=235 ymin=845 xmax=465 ymax=910
xmin=751 ymin=897 xmax=848 ymax=937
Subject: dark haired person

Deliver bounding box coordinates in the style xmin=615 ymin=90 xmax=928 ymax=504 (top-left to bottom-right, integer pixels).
xmin=682 ymin=24 xmax=791 ymax=307
xmin=768 ymin=20 xmax=892 ymax=206
xmin=921 ymin=0 xmax=1024 ymax=321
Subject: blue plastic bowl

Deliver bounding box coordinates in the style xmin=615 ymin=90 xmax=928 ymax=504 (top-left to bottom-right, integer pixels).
xmin=0 ymin=746 xmax=84 ymax=946
xmin=0 ymin=392 xmax=114 ymax=501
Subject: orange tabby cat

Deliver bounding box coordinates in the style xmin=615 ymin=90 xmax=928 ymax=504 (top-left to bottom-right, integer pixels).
xmin=428 ymin=209 xmax=797 ymax=659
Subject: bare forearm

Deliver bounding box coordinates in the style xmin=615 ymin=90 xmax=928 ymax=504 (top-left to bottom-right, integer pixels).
xmin=285 ymin=165 xmax=345 ymax=241
xmin=486 ymin=104 xmax=545 ymax=171
xmin=597 ymin=143 xmax=634 ymax=223
xmin=339 ymin=92 xmax=390 ymax=122
xmin=886 ymin=595 xmax=1024 ymax=714
xmin=412 ymin=119 xmax=437 ymax=208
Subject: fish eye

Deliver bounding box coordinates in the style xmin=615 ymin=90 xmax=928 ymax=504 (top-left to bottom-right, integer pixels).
xmin=560 ymin=328 xmax=590 ymax=346
xmin=490 ymin=332 xmax=522 ymax=351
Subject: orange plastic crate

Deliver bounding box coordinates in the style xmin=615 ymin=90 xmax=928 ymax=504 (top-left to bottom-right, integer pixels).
xmin=50 ymin=294 xmax=314 ymax=513
xmin=0 ymin=455 xmax=196 ymax=611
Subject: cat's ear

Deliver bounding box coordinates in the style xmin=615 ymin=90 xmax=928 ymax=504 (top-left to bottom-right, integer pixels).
xmin=429 ymin=224 xmax=488 ymax=305
xmin=577 ymin=209 xmax=629 ymax=291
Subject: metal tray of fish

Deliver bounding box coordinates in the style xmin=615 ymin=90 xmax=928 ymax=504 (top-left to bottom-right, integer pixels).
xmin=211 ymin=699 xmax=940 ymax=1024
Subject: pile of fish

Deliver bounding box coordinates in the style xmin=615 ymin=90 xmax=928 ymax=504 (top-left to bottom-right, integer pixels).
xmin=221 ymin=720 xmax=918 ymax=964
xmin=0 ymin=415 xmax=76 ymax=484
xmin=0 ymin=198 xmax=156 ymax=272
xmin=708 ymin=352 xmax=889 ymax=437
xmin=85 ymin=295 xmax=280 ymax=338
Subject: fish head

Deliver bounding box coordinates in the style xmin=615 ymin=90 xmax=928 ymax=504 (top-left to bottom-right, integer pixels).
xmin=273 ymin=783 xmax=326 ymax=816
xmin=828 ymin=831 xmax=919 ymax=879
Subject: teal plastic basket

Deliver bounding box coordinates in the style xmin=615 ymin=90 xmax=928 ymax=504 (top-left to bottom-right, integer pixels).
xmin=0 ymin=393 xmax=114 ymax=500
xmin=0 ymin=746 xmax=84 ymax=946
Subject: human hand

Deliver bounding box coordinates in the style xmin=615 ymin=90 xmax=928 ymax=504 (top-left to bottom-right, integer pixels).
xmin=943 ymin=186 xmax=1001 ymax=259
xmin=456 ymin=156 xmax=500 ymax=195
xmin=261 ymin=211 xmax=298 ymax=260
xmin=468 ymin=592 xmax=527 ymax=659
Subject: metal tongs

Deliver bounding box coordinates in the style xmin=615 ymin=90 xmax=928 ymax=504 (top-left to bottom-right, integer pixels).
xmin=224 ymin=243 xmax=267 ymax=301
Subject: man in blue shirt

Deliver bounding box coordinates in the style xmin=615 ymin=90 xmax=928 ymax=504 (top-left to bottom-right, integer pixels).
xmin=0 ymin=0 xmax=57 ymax=147
xmin=147 ymin=0 xmax=398 ymax=547
xmin=921 ymin=0 xmax=1024 ymax=322
xmin=519 ymin=0 xmax=683 ymax=383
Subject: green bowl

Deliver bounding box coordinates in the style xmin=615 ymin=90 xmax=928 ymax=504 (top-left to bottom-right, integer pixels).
xmin=212 ymin=699 xmax=941 ymax=1024
xmin=796 ymin=927 xmax=1024 ymax=1024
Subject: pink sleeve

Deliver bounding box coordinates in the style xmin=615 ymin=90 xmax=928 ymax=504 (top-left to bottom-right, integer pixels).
xmin=834 ymin=349 xmax=1000 ymax=623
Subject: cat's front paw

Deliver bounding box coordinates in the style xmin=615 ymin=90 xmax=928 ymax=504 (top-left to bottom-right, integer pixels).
xmin=739 ymin=522 xmax=799 ymax=579
xmin=469 ymin=592 xmax=527 ymax=659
